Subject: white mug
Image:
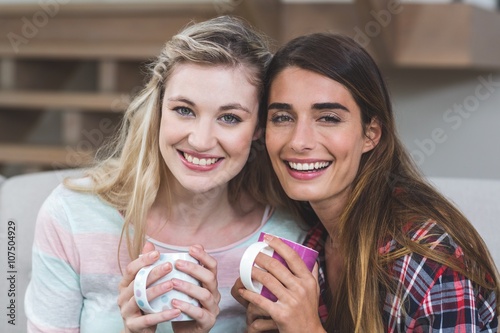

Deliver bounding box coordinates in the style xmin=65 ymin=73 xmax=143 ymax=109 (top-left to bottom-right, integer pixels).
xmin=134 ymin=252 xmax=200 ymax=321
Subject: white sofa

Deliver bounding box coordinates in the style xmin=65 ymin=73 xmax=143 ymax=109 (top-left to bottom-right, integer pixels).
xmin=0 ymin=169 xmax=82 ymax=333
xmin=0 ymin=171 xmax=498 ymax=332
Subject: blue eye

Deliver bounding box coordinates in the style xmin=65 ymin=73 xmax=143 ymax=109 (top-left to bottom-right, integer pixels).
xmin=219 ymin=114 xmax=242 ymax=124
xmin=174 ymin=106 xmax=194 ymax=117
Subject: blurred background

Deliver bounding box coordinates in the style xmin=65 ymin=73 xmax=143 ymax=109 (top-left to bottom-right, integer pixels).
xmin=0 ymin=0 xmax=499 ymax=179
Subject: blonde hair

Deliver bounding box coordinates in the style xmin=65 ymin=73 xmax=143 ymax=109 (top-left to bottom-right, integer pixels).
xmin=67 ymin=16 xmax=291 ymax=260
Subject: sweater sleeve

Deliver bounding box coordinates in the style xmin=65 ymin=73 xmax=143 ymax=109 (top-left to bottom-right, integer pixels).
xmin=25 ymin=186 xmax=83 ymax=333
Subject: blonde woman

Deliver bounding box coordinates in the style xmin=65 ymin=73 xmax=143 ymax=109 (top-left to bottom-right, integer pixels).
xmin=25 ymin=16 xmax=307 ymax=333
xmin=234 ymin=33 xmax=499 ymax=332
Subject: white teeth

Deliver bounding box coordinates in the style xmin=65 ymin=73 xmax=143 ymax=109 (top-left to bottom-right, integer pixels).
xmin=288 ymin=161 xmax=330 ymax=171
xmin=183 ymin=153 xmax=218 ymax=166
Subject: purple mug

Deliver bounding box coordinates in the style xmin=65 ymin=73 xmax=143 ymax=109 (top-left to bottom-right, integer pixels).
xmin=239 ymin=232 xmax=319 ymax=301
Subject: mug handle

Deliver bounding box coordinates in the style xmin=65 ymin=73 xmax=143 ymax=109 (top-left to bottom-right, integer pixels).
xmin=239 ymin=242 xmax=274 ymax=293
xmin=134 ymin=264 xmax=161 ymax=314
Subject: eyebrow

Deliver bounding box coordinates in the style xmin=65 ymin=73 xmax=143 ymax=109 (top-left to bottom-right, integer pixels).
xmin=220 ymin=103 xmax=250 ymax=113
xmin=167 ymin=96 xmax=195 ymax=106
xmin=268 ymin=102 xmax=291 ymax=110
xmin=312 ymin=102 xmax=349 ymax=112
xmin=167 ymin=96 xmax=250 ymax=113
xmin=268 ymin=102 xmax=349 ymax=112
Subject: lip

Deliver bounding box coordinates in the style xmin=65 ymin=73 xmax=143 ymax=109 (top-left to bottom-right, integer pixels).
xmin=282 ymin=158 xmax=332 ymax=180
xmin=178 ymin=150 xmax=223 ymax=171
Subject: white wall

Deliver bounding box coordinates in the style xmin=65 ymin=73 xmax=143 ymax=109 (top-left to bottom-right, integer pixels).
xmin=387 ymin=69 xmax=500 ymax=180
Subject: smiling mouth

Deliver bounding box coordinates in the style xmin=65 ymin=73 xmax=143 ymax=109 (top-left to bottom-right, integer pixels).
xmin=287 ymin=161 xmax=332 ymax=171
xmin=182 ymin=152 xmax=221 ymax=166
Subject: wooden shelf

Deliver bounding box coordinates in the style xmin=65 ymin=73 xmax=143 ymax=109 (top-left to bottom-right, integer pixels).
xmin=0 ymin=41 xmax=162 ymax=60
xmin=0 ymin=91 xmax=129 ymax=112
xmin=1 ymin=1 xmax=498 ymax=176
xmin=391 ymin=4 xmax=500 ymax=68
xmin=279 ymin=3 xmax=500 ymax=69
xmin=0 ymin=144 xmax=94 ymax=166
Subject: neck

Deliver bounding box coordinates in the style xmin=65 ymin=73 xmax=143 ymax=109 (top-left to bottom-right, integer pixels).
xmin=151 ymin=183 xmax=233 ymax=231
xmin=310 ymin=191 xmax=349 ymax=240
xmin=146 ymin=182 xmax=264 ymax=248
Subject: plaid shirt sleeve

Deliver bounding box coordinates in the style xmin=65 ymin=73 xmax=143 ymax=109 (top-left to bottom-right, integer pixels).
xmin=303 ymin=223 xmax=329 ymax=324
xmin=383 ymin=221 xmax=498 ymax=333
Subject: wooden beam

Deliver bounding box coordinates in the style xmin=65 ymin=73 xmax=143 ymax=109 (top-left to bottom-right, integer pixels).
xmin=0 ymin=91 xmax=129 ymax=112
xmin=0 ymin=143 xmax=94 ymax=166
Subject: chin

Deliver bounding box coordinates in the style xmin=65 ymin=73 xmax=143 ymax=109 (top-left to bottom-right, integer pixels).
xmin=283 ymin=188 xmax=318 ymax=202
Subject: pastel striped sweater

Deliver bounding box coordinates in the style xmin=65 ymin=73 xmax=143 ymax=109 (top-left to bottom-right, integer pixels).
xmin=25 ymin=180 xmax=307 ymax=333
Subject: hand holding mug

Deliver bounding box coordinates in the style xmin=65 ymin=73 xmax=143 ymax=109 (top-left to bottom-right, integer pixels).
xmin=239 ymin=232 xmax=318 ymax=301
xmin=118 ymin=242 xmax=180 ymax=333
xmin=119 ymin=244 xmax=220 ymax=333
xmin=134 ymin=252 xmax=200 ymax=319
xmin=237 ymin=233 xmax=324 ymax=333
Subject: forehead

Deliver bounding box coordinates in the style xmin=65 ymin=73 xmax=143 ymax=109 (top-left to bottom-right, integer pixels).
xmin=269 ymin=67 xmax=356 ymax=105
xmin=166 ymin=63 xmax=257 ymax=88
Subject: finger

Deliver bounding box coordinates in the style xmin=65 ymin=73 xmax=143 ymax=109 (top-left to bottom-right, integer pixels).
xmin=124 ymin=308 xmax=181 ymax=331
xmin=264 ymin=236 xmax=310 ymax=277
xmin=119 ymin=257 xmax=172 ymax=307
xmin=189 ymin=245 xmax=218 ymax=279
xmin=246 ymin=303 xmax=270 ymax=325
xmin=247 ymin=318 xmax=278 ymax=333
xmin=141 ymin=241 xmax=156 ymax=255
xmin=144 ymin=280 xmax=174 ymax=305
xmin=312 ymin=263 xmax=319 ymax=283
xmin=120 ymin=250 xmax=160 ymax=290
xmin=253 ymin=256 xmax=318 ymax=306
xmin=250 ymin=263 xmax=289 ymax=302
xmin=171 ymin=297 xmax=218 ymax=325
xmin=183 ymin=245 xmax=220 ymax=301
xmin=143 ymin=262 xmax=173 ymax=288
xmin=253 ymin=252 xmax=294 ymax=291
xmin=238 ymin=287 xmax=274 ymax=317
xmin=231 ymin=278 xmax=249 ymax=308
xmin=171 ymin=278 xmax=218 ymax=314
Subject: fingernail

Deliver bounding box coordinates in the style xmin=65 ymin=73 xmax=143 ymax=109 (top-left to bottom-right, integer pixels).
xmin=162 ymin=281 xmax=173 ymax=290
xmin=263 ymin=234 xmax=274 ymax=243
xmin=162 ymin=263 xmax=172 ymax=271
xmin=149 ymin=251 xmax=159 ymax=259
xmin=172 ymin=279 xmax=182 ymax=287
xmin=176 ymin=260 xmax=185 ymax=268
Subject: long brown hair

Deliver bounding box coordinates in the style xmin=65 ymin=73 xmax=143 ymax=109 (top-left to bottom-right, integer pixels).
xmin=262 ymin=33 xmax=499 ymax=332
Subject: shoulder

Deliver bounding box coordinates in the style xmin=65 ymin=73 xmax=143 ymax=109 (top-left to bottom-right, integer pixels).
xmin=381 ymin=220 xmax=466 ymax=300
xmin=39 ymin=177 xmax=122 ymax=233
xmin=262 ymin=206 xmax=309 ymax=243
xmin=380 ymin=220 xmax=462 ymax=258
xmin=45 ymin=176 xmax=113 ymax=208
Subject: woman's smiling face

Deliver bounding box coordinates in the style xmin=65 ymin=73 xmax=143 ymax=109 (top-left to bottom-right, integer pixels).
xmin=266 ymin=66 xmax=379 ymax=205
xmin=160 ymin=63 xmax=260 ymax=194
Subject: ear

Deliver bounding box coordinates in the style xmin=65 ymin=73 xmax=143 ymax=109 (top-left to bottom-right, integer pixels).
xmin=252 ymin=127 xmax=263 ymax=141
xmin=362 ymin=117 xmax=382 ymax=153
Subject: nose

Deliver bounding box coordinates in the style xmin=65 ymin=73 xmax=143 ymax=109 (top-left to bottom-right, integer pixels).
xmin=289 ymin=119 xmax=315 ymax=153
xmin=187 ymin=118 xmax=217 ymax=151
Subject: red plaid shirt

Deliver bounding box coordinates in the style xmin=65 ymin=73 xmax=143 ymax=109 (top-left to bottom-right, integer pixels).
xmin=303 ymin=221 xmax=498 ymax=332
